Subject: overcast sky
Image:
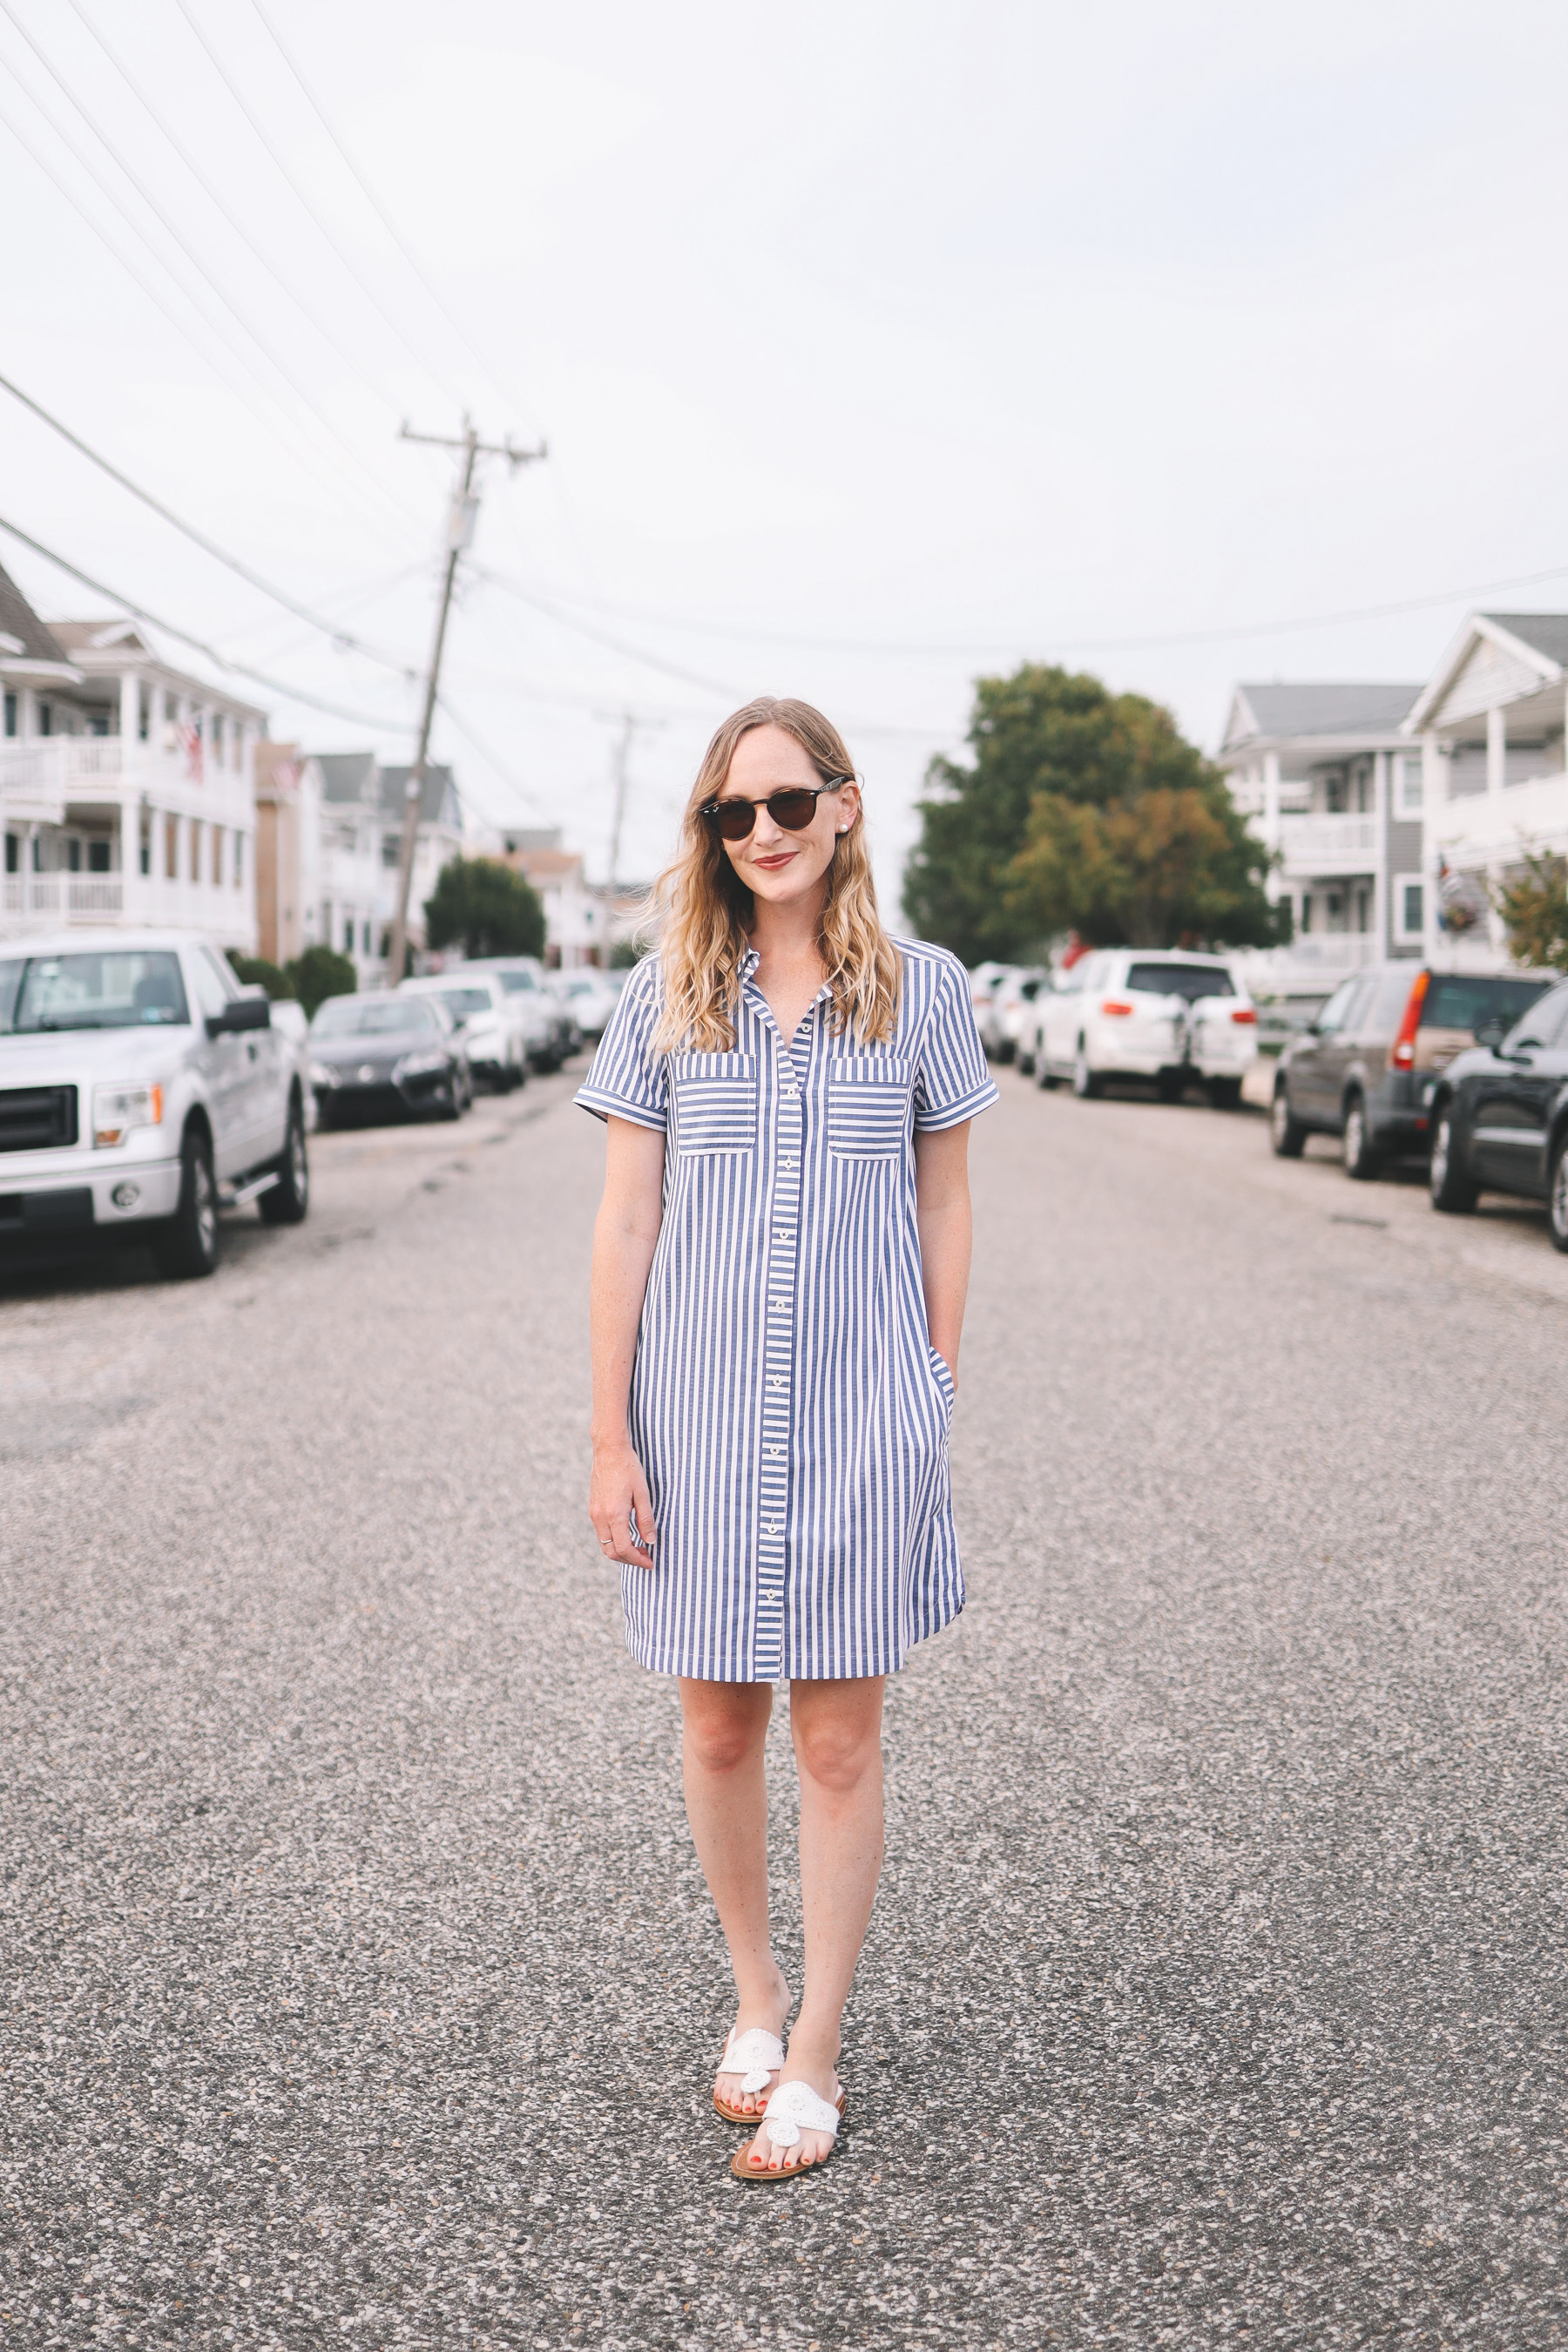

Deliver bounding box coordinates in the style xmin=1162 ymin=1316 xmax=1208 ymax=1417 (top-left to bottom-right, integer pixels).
xmin=5 ymin=0 xmax=1568 ymax=904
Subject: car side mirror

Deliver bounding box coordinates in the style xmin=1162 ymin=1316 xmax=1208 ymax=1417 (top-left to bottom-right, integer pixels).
xmin=1472 ymin=1015 xmax=1510 ymax=1051
xmin=207 ymin=997 xmax=272 ymax=1037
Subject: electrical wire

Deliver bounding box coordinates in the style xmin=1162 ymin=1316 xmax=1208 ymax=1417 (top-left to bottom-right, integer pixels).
xmin=0 ymin=0 xmax=419 ymax=543
xmin=0 ymin=369 xmax=420 ymax=678
xmin=247 ymin=0 xmax=545 ymax=442
xmin=63 ymin=0 xmax=441 ymax=506
xmin=474 ymin=566 xmax=741 ymax=700
xmin=434 ymin=694 xmax=546 ymax=818
xmin=0 ymin=512 xmax=414 ymax=731
xmin=168 ymin=0 xmax=472 ymax=422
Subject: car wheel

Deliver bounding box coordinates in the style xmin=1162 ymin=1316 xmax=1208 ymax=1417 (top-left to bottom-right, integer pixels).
xmin=1017 ymin=1047 xmax=1035 ymax=1077
xmin=151 ymin=1126 xmax=219 ymax=1280
xmin=259 ymin=1097 xmax=309 ymax=1226
xmin=1270 ymin=1082 xmax=1307 ymax=1158
xmin=1429 ymin=1105 xmax=1478 ymax=1214
xmin=1038 ymin=1058 xmax=1060 ymax=1090
xmin=1342 ymin=1092 xmax=1380 ymax=1181
xmin=1158 ymin=1069 xmax=1185 ymax=1104
xmin=1549 ymin=1132 xmax=1568 ymax=1253
xmin=1208 ymin=1076 xmax=1243 ymax=1110
xmin=1071 ymin=1043 xmax=1100 ymax=1099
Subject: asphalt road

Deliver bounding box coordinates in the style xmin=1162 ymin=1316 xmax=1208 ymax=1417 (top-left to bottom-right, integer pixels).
xmin=3 ymin=1058 xmax=1565 ymax=2349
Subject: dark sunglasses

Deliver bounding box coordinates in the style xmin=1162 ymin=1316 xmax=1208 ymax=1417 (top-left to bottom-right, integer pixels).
xmin=700 ymin=776 xmax=851 ymax=842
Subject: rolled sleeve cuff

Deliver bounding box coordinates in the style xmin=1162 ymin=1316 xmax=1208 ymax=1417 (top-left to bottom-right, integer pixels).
xmin=914 ymin=1076 xmax=1000 ymax=1132
xmin=574 ymin=1082 xmax=667 ymax=1132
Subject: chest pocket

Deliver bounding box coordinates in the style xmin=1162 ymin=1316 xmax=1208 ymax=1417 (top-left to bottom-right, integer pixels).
xmin=671 ymin=1052 xmax=758 ymax=1154
xmin=827 ymin=1057 xmax=913 ymax=1159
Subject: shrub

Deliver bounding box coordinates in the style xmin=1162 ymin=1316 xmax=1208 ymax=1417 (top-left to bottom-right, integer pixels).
xmin=285 ymin=943 xmax=359 ymax=1020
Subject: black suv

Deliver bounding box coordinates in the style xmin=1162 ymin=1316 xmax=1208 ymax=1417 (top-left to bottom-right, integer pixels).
xmin=1269 ymin=963 xmax=1554 ymax=1180
xmin=1428 ymin=977 xmax=1568 ymax=1249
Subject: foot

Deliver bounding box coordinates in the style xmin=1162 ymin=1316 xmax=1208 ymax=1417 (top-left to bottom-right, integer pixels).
xmin=741 ymin=2023 xmax=841 ymax=2173
xmin=714 ymin=1973 xmax=790 ymax=2118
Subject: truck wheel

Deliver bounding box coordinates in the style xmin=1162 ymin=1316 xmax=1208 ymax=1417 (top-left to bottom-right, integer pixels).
xmin=1208 ymin=1076 xmax=1243 ymax=1110
xmin=260 ymin=1098 xmax=309 ymax=1225
xmin=1549 ymin=1134 xmax=1568 ymax=1253
xmin=151 ymin=1127 xmax=219 ymax=1280
xmin=1343 ymin=1092 xmax=1380 ymax=1180
xmin=1270 ymin=1082 xmax=1307 ymax=1158
xmin=1429 ymin=1107 xmax=1478 ymax=1213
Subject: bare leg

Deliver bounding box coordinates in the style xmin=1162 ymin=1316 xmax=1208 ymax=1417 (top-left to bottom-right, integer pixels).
xmin=679 ymin=1677 xmax=790 ymax=2116
xmin=742 ymin=1675 xmax=886 ymax=2173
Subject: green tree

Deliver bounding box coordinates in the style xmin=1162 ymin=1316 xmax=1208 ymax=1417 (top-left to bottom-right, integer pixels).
xmin=902 ymin=663 xmax=1286 ymax=961
xmin=424 ymin=856 xmax=545 ymax=960
xmin=285 ymin=943 xmax=358 ymax=1020
xmin=226 ymin=951 xmax=294 ymax=1000
xmin=1492 ymin=850 xmax=1568 ymax=972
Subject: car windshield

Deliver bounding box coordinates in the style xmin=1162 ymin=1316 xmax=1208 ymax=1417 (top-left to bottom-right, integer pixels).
xmin=436 ymin=988 xmax=492 ymax=1017
xmin=0 ymin=948 xmax=190 ymax=1033
xmin=1125 ymin=962 xmax=1235 ymax=1002
xmin=495 ymin=970 xmax=537 ymax=993
xmin=312 ymin=996 xmax=439 ymax=1037
xmin=1421 ymin=975 xmax=1551 ymax=1031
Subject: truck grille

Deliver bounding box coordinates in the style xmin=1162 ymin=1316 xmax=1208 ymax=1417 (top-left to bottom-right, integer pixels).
xmin=0 ymin=1085 xmax=79 ymax=1152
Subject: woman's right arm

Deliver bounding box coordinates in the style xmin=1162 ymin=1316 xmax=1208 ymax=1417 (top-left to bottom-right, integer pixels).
xmin=588 ymin=1115 xmax=667 ymax=1569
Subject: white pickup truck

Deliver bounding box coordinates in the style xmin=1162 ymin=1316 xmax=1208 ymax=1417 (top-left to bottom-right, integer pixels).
xmin=0 ymin=929 xmax=308 ymax=1279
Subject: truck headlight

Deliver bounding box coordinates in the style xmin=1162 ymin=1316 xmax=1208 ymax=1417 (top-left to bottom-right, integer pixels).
xmin=308 ymin=1060 xmax=340 ymax=1087
xmin=93 ymin=1082 xmax=163 ymax=1147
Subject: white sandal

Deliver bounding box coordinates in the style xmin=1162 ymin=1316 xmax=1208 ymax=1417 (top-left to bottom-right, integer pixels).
xmin=731 ymin=2078 xmax=845 ymax=2181
xmin=713 ymin=2027 xmax=785 ymax=2125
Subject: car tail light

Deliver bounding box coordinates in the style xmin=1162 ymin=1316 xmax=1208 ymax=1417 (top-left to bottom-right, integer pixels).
xmin=1230 ymin=1007 xmax=1257 ymax=1024
xmin=1101 ymin=999 xmax=1133 ymax=1017
xmin=1389 ymin=970 xmax=1429 ymax=1070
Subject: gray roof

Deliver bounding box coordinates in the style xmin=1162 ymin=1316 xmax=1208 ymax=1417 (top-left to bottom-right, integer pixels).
xmin=314 ymin=751 xmax=379 ymax=804
xmin=381 ymin=762 xmax=456 ymax=826
xmin=500 ymin=827 xmax=563 ymax=854
xmin=1231 ymin=682 xmax=1422 ymax=743
xmin=1481 ymin=613 xmax=1568 ymax=669
xmin=0 ymin=560 xmax=70 ymax=666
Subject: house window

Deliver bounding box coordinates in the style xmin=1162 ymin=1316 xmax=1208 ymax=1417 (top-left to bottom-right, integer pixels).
xmin=88 ymin=709 xmax=111 ymax=738
xmin=1355 ymin=883 xmax=1371 ymax=933
xmin=87 ymin=839 xmax=111 ymax=875
xmin=4 ymin=833 xmax=17 ymax=874
xmin=1396 ymin=753 xmax=1423 ymax=814
xmin=139 ymin=821 xmax=151 ymax=877
xmin=344 ymin=915 xmax=355 ymax=956
xmin=139 ymin=686 xmax=151 ymax=742
xmin=191 ymin=821 xmax=203 ymax=883
xmin=213 ymin=714 xmax=225 ymax=762
xmin=38 ymin=700 xmax=52 ymax=737
xmin=212 ymin=826 xmax=224 ymax=885
xmin=66 ymin=836 xmax=82 ymax=873
xmin=3 ymin=693 xmax=15 ymax=738
xmin=1395 ymin=875 xmax=1424 ymax=943
xmin=233 ymin=833 xmax=244 ymax=888
xmin=1300 ymin=891 xmax=1313 ymax=934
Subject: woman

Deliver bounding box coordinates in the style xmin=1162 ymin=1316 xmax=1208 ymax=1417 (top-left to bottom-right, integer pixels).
xmin=578 ymin=697 xmax=996 ymax=2181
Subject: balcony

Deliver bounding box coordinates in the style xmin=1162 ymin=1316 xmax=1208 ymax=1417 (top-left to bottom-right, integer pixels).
xmin=1276 ymin=814 xmax=1378 ymax=876
xmin=3 ymin=874 xmax=125 ymax=925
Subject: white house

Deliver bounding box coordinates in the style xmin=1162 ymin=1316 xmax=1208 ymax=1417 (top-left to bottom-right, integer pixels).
xmin=1218 ymin=680 xmax=1425 ymax=997
xmin=0 ymin=563 xmax=265 ymax=953
xmin=1404 ymin=612 xmax=1568 ymax=968
xmin=498 ymin=827 xmax=606 ymax=966
xmin=307 ymin=751 xmax=465 ymax=987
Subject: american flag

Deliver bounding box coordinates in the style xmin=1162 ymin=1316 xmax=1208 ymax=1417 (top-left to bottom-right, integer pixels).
xmin=179 ymin=721 xmax=204 ymax=782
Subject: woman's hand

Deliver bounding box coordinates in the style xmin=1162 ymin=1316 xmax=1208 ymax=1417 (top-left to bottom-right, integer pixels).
xmin=590 ymin=1436 xmax=658 ymax=1569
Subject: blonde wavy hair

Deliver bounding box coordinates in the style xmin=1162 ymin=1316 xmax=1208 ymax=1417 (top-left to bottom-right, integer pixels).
xmin=651 ymin=697 xmax=901 ymax=1054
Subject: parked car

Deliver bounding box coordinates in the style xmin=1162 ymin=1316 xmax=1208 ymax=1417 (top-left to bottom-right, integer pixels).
xmin=1031 ymin=949 xmax=1258 ymax=1105
xmin=464 ymin=957 xmax=575 ymax=1070
xmin=0 ymin=929 xmax=308 ymax=1279
xmin=1427 ymin=977 xmax=1568 ymax=1248
xmin=308 ymin=993 xmax=468 ymax=1126
xmin=397 ymin=972 xmax=526 ymax=1091
xmin=550 ymin=967 xmax=622 ymax=1043
xmin=269 ymin=997 xmax=317 ymax=1132
xmin=972 ymin=963 xmax=1023 ymax=1060
xmin=994 ymin=969 xmax=1047 ymax=1068
xmin=1268 ymin=963 xmax=1556 ymax=1179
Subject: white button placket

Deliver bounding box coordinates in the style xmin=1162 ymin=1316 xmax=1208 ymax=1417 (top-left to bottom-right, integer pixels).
xmin=753 ymin=1000 xmax=809 ymax=1680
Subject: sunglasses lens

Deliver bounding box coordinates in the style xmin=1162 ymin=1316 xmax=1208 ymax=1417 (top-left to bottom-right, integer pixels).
xmin=708 ymin=801 xmax=755 ymax=840
xmin=768 ymin=790 xmax=819 ymax=831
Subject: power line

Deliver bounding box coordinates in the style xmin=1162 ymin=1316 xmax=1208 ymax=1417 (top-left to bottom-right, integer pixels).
xmin=0 ymin=512 xmax=414 ymax=730
xmin=0 ymin=369 xmax=418 ymax=679
xmin=474 ymin=565 xmax=741 ymax=699
xmin=169 ymin=0 xmax=471 ymax=419
xmin=247 ymin=0 xmax=543 ymax=441
xmin=0 ymin=0 xmax=418 ymax=542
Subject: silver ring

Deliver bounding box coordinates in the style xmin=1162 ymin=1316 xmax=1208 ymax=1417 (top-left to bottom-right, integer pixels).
xmin=599 ymin=1541 xmax=614 ymax=1551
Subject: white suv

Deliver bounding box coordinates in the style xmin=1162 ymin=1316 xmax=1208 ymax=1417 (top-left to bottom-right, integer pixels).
xmin=397 ymin=972 xmax=526 ymax=1092
xmin=0 ymin=929 xmax=308 ymax=1278
xmin=1028 ymin=948 xmax=1259 ymax=1106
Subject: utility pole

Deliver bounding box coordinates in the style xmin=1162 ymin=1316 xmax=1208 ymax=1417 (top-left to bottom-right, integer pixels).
xmin=601 ymin=708 xmax=666 ymax=964
xmin=386 ymin=416 xmax=545 ymax=983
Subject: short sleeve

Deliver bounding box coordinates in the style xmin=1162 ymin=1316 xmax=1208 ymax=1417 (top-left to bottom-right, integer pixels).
xmin=912 ymin=955 xmax=999 ymax=1132
xmin=574 ymin=959 xmax=668 ymax=1132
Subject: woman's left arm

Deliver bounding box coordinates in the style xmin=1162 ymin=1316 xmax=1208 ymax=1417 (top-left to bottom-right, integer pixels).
xmin=915 ymin=1120 xmax=972 ymax=1389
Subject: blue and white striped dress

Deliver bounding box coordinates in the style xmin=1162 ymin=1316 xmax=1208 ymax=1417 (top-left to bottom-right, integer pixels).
xmin=577 ymin=938 xmax=997 ymax=1682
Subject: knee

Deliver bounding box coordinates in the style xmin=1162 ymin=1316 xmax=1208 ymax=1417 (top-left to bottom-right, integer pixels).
xmin=793 ymin=1714 xmax=878 ymax=1798
xmin=684 ymin=1704 xmax=762 ymax=1778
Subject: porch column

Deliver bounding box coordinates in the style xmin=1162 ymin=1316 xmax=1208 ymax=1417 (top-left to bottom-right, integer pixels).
xmin=1262 ymin=752 xmax=1281 ymax=849
xmin=1372 ymin=750 xmax=1388 ymax=953
xmin=1421 ymin=733 xmax=1444 ymax=961
xmin=118 ymin=671 xmax=137 ymax=762
xmin=1487 ymin=704 xmax=1506 ymax=800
